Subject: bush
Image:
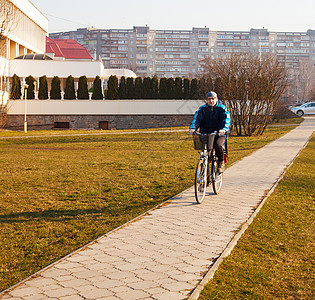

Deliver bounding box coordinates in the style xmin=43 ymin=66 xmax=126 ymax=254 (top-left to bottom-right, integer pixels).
xmin=10 ymin=74 xmax=21 ymax=100
xmin=50 ymin=76 xmax=61 ymax=99
xmin=272 ymin=103 xmax=299 ymax=121
xmin=126 ymin=77 xmax=134 ymax=99
xmin=25 ymin=75 xmax=35 ymax=99
xmin=64 ymin=75 xmax=76 ymax=99
xmin=77 ymin=76 xmax=89 ymax=99
xmin=92 ymin=76 xmax=103 ymax=100
xmin=38 ymin=76 xmax=48 ymax=100
xmin=107 ymin=75 xmax=119 ymax=99
xmin=118 ymin=76 xmax=127 ymax=99
xmin=134 ymin=77 xmax=143 ymax=99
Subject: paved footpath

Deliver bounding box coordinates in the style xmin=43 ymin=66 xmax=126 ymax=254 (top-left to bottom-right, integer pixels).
xmin=1 ymin=117 xmax=314 ymax=300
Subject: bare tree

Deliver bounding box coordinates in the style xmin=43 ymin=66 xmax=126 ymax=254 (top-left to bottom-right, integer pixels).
xmin=199 ymin=53 xmax=288 ymax=136
xmin=0 ymin=0 xmax=16 ymax=129
xmin=0 ymin=0 xmax=16 ymax=56
xmin=309 ymin=87 xmax=315 ymax=101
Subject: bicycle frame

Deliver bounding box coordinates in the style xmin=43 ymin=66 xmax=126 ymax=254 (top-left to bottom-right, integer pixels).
xmin=193 ymin=131 xmax=223 ymax=203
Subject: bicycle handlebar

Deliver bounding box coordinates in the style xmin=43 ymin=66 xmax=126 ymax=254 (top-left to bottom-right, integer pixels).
xmin=193 ymin=131 xmax=218 ymax=136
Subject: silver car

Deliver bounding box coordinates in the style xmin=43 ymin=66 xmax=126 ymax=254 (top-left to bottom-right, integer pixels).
xmin=290 ymin=102 xmax=315 ymax=116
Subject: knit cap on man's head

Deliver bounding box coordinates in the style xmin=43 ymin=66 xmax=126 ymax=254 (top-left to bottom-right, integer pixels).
xmin=206 ymin=91 xmax=217 ymax=98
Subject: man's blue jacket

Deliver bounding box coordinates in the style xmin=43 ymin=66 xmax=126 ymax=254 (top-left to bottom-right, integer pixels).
xmin=190 ymin=100 xmax=231 ymax=134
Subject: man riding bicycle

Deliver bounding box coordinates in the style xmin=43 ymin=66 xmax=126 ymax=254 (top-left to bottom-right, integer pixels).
xmin=189 ymin=91 xmax=231 ymax=173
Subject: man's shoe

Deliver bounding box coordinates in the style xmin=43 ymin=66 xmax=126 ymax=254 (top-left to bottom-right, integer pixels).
xmin=217 ymin=161 xmax=225 ymax=173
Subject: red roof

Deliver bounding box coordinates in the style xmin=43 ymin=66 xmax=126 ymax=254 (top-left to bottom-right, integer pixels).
xmin=46 ymin=37 xmax=93 ymax=60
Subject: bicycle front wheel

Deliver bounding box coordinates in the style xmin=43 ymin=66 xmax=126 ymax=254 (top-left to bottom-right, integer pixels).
xmin=212 ymin=160 xmax=223 ymax=194
xmin=194 ymin=158 xmax=207 ymax=204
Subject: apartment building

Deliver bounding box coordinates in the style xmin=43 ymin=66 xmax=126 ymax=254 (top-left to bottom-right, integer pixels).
xmin=50 ymin=27 xmax=314 ymax=78
xmin=50 ymin=26 xmax=211 ymax=79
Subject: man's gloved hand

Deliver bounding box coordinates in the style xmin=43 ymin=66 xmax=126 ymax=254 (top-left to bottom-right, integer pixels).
xmin=218 ymin=130 xmax=226 ymax=136
xmin=188 ymin=128 xmax=195 ymax=134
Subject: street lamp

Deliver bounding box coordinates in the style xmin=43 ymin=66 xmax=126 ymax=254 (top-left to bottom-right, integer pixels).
xmin=23 ymin=83 xmax=28 ymax=133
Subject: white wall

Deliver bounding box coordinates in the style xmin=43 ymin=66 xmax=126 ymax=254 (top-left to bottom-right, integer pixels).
xmin=9 ymin=60 xmax=104 ymax=78
xmin=7 ymin=100 xmax=205 ymax=115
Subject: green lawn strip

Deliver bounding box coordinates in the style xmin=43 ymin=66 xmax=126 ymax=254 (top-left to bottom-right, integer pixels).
xmin=199 ymin=134 xmax=314 ymax=300
xmin=0 ymin=123 xmax=301 ymax=291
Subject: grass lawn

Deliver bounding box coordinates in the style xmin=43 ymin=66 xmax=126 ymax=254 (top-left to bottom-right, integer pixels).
xmin=0 ymin=121 xmax=303 ymax=291
xmin=199 ymin=134 xmax=314 ymax=299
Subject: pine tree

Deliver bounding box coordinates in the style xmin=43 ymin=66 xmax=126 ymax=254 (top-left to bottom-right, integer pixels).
xmin=134 ymin=77 xmax=143 ymax=99
xmin=142 ymin=77 xmax=152 ymax=99
xmin=190 ymin=78 xmax=198 ymax=99
xmin=50 ymin=76 xmax=61 ymax=99
xmin=77 ymin=76 xmax=89 ymax=99
xmin=159 ymin=77 xmax=168 ymax=99
xmin=10 ymin=74 xmax=21 ymax=100
xmin=118 ymin=76 xmax=127 ymax=99
xmin=92 ymin=76 xmax=103 ymax=100
xmin=183 ymin=78 xmax=190 ymax=99
xmin=25 ymin=75 xmax=35 ymax=99
xmin=38 ymin=75 xmax=48 ymax=100
xmin=167 ymin=78 xmax=175 ymax=99
xmin=174 ymin=77 xmax=183 ymax=99
xmin=64 ymin=75 xmax=76 ymax=99
xmin=151 ymin=76 xmax=159 ymax=99
xmin=107 ymin=75 xmax=118 ymax=99
xmin=126 ymin=77 xmax=135 ymax=99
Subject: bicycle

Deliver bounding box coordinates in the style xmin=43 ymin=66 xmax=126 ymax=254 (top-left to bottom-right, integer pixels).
xmin=192 ymin=131 xmax=224 ymax=204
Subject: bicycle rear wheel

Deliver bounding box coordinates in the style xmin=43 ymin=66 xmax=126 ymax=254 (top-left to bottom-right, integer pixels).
xmin=211 ymin=160 xmax=223 ymax=194
xmin=194 ymin=158 xmax=207 ymax=204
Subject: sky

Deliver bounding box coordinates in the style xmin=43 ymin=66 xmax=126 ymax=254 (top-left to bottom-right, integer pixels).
xmin=30 ymin=0 xmax=315 ymax=34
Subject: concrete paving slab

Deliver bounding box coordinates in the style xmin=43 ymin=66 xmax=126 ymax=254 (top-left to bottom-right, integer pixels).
xmin=1 ymin=117 xmax=314 ymax=300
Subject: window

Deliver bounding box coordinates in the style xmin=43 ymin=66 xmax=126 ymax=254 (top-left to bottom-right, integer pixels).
xmin=136 ymin=60 xmax=147 ymax=64
xmin=136 ymin=53 xmax=147 ymax=58
xmin=99 ymin=121 xmax=109 ymax=130
xmin=54 ymin=122 xmax=70 ymax=129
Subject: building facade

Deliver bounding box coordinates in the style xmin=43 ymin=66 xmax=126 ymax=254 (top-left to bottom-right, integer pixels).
xmin=0 ymin=0 xmax=48 ymax=103
xmin=49 ymin=27 xmax=211 ymax=79
xmin=49 ymin=27 xmax=314 ymax=74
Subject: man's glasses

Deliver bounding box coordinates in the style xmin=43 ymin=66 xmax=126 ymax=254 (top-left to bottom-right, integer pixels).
xmin=207 ymin=97 xmax=216 ymax=100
